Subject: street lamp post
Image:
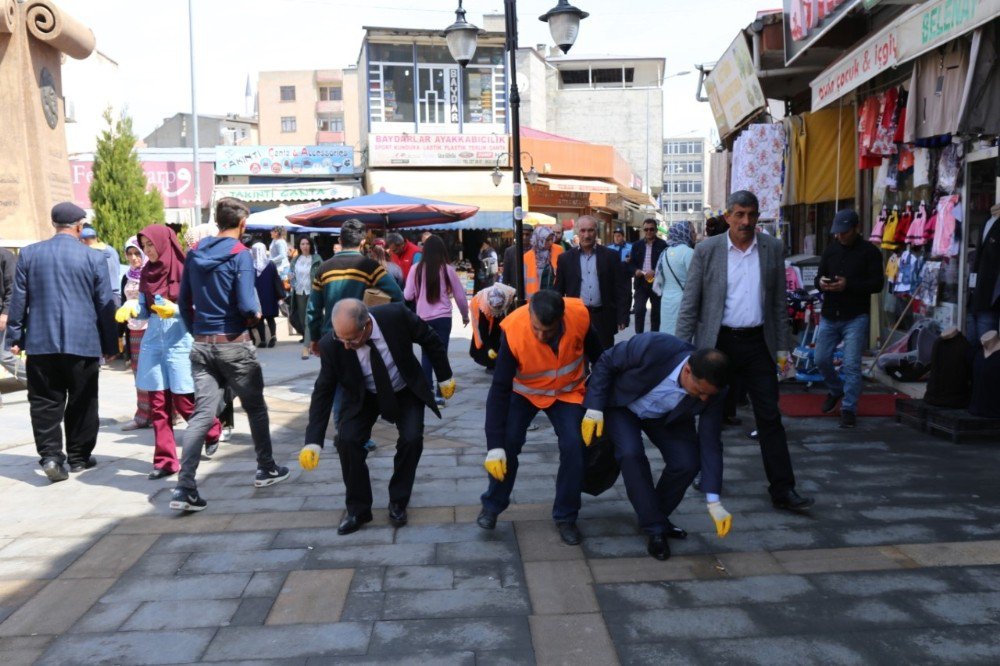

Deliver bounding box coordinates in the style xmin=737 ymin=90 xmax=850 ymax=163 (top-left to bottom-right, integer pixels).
xmin=446 ymin=0 xmax=588 ymax=305
xmin=188 ymin=0 xmax=201 ymax=225
xmin=491 ymin=152 xmax=539 ymax=188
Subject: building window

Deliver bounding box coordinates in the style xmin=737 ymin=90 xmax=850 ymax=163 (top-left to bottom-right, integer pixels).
xmin=279 ymin=85 xmax=296 ymax=102
xmin=281 ymin=116 xmax=297 ymax=133
xmin=463 ymin=47 xmax=505 ymax=125
xmin=317 ymin=114 xmax=344 ymax=132
xmin=664 ymin=161 xmax=703 ymax=175
xmin=319 ymin=85 xmax=342 ymax=101
xmin=559 ymin=67 xmax=636 ymax=88
xmin=663 ymin=181 xmax=703 ymax=194
xmin=665 ymin=140 xmax=704 ymax=155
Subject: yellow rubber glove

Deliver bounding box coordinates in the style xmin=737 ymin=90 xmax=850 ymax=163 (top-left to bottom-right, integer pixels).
xmin=580 ymin=409 xmax=604 ymax=447
xmin=115 ymin=300 xmax=140 ymax=323
xmin=487 ymin=349 xmax=498 ymax=360
xmin=484 ymin=448 xmax=507 ymax=481
xmin=299 ymin=444 xmax=322 ymax=471
xmin=150 ymin=298 xmax=178 ymax=319
xmin=707 ymin=501 xmax=732 ymax=538
xmin=439 ymin=378 xmax=456 ymax=400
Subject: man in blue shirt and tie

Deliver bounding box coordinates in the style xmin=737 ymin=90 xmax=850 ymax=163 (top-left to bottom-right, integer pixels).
xmin=582 ymin=333 xmax=731 ymax=560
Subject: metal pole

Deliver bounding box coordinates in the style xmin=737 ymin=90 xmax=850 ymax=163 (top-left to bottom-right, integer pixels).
xmin=188 ymin=0 xmax=202 ymax=225
xmin=505 ymin=0 xmax=526 ymax=305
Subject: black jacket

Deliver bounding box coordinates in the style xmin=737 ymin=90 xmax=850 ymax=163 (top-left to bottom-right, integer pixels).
xmin=553 ymin=245 xmax=630 ymax=327
xmin=0 ymin=247 xmax=14 ymax=316
xmin=628 ymin=238 xmax=667 ymax=285
xmin=971 ymin=218 xmax=1000 ymax=312
xmin=305 ymin=303 xmax=453 ymax=446
xmin=814 ymin=237 xmax=884 ymax=320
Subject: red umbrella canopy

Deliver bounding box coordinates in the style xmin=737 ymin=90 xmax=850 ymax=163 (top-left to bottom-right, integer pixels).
xmin=285 ymin=190 xmax=479 ymax=229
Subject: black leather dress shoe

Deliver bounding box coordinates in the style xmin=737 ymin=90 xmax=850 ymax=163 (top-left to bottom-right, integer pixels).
xmin=476 ymin=509 xmax=497 ymax=530
xmin=664 ymin=520 xmax=688 ymax=540
xmin=647 ymin=534 xmax=670 ymax=561
xmin=723 ymin=416 xmax=743 ymax=426
xmin=557 ymin=521 xmax=582 ymax=546
xmin=337 ymin=511 xmax=373 ymax=535
xmin=820 ymin=393 xmax=842 ymax=414
xmin=148 ymin=467 xmax=175 ymax=480
xmin=772 ymin=490 xmax=815 ymax=512
xmin=388 ymin=502 xmax=408 ymax=527
xmin=69 ymin=456 xmax=97 ymax=472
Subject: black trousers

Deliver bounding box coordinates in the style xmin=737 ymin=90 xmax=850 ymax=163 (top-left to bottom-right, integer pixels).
xmin=26 ymin=354 xmax=100 ymax=467
xmin=587 ymin=306 xmax=618 ymax=350
xmin=715 ymin=328 xmax=795 ymax=496
xmin=633 ymin=281 xmax=660 ymax=333
xmin=336 ymin=388 xmax=425 ymax=516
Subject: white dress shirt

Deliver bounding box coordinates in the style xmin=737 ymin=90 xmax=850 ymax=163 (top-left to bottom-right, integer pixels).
xmin=627 ymin=356 xmax=688 ymax=419
xmin=579 ymin=250 xmax=602 ymax=307
xmin=355 ymin=318 xmax=405 ymax=393
xmin=721 ymin=234 xmax=764 ymax=328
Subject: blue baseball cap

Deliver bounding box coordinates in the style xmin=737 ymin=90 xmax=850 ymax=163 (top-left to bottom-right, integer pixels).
xmin=830 ymin=209 xmax=860 ymax=234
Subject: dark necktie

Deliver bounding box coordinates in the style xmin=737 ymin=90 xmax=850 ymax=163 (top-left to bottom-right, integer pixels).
xmin=366 ymin=339 xmax=400 ymax=422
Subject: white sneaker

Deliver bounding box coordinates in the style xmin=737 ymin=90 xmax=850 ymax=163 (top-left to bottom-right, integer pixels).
xmin=219 ymin=427 xmax=232 ymax=442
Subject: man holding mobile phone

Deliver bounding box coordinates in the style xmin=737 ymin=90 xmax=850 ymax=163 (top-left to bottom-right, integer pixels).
xmin=815 ymin=210 xmax=884 ymax=428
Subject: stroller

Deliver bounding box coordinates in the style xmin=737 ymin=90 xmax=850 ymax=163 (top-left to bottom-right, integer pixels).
xmin=788 ymin=289 xmax=844 ymax=387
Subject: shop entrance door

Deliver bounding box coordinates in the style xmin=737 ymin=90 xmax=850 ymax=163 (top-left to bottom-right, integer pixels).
xmin=961 ymin=150 xmax=999 ymax=331
xmin=417 ymin=65 xmax=459 ymax=127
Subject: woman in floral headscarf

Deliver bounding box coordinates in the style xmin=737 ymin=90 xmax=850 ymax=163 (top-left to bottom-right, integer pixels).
xmin=522 ymin=226 xmax=562 ymax=296
xmin=120 ymin=237 xmax=151 ymax=431
xmin=251 ymin=242 xmax=284 ymax=348
xmin=652 ymin=219 xmax=695 ymax=336
xmin=125 ymin=224 xmax=221 ymax=479
xmin=468 ymin=282 xmax=517 ymax=370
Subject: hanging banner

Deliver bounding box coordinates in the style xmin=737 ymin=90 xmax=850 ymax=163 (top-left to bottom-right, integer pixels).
xmin=704 ymin=33 xmax=767 ymax=139
xmin=896 ymin=0 xmax=1000 ymax=62
xmin=368 ymin=134 xmax=508 ymax=167
xmin=214 ymin=145 xmax=355 ymax=176
xmin=784 ymin=0 xmax=863 ymax=65
xmin=811 ymin=28 xmax=898 ymax=110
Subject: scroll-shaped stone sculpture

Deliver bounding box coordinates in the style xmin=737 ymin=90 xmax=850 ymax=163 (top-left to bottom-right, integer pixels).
xmin=0 ymin=0 xmax=95 ymax=240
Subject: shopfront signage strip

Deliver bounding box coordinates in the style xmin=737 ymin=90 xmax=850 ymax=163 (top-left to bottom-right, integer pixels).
xmin=368 ymin=133 xmax=509 ymax=168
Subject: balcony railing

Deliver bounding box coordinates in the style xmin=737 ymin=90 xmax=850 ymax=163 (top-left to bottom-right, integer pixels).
xmin=316 ymin=100 xmax=343 ymax=115
xmin=316 ymin=131 xmax=345 ymax=144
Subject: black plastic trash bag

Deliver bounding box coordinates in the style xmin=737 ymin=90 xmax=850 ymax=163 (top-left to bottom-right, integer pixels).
xmin=581 ymin=432 xmax=620 ymax=496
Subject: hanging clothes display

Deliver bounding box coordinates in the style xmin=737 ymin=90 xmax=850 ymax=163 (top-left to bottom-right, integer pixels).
xmin=924 ymin=332 xmax=973 ymax=408
xmin=801 ymin=107 xmax=857 ymax=204
xmin=707 ymin=151 xmax=731 ymax=212
xmin=904 ymin=40 xmax=972 ymax=142
xmin=914 ymin=261 xmax=942 ymax=305
xmin=957 ymin=22 xmax=1000 ymax=136
xmin=731 ymin=123 xmax=786 ymax=219
xmin=932 ymin=195 xmax=961 ymax=257
xmin=905 ymin=201 xmax=929 ymax=246
xmin=912 ymin=147 xmax=932 ymax=187
xmin=893 ymin=202 xmax=914 ymax=246
xmin=781 ymin=115 xmax=807 ymax=206
xmin=857 ymin=95 xmax=883 ymax=169
xmin=870 ymin=86 xmax=900 ymax=156
xmin=881 ymin=206 xmax=901 ymax=251
xmin=870 ymin=205 xmax=888 ymax=244
xmin=937 ymin=143 xmax=964 ymax=194
xmin=885 ymin=253 xmax=900 ymax=288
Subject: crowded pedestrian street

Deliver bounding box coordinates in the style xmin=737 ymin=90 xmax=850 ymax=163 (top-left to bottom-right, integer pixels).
xmin=1 ymin=318 xmax=999 ymax=664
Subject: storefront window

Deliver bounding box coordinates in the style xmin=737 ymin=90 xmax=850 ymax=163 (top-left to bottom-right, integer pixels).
xmin=416 ymin=45 xmax=454 ymax=64
xmin=370 ymin=64 xmax=415 ymax=123
xmin=463 ymin=48 xmax=505 ymax=125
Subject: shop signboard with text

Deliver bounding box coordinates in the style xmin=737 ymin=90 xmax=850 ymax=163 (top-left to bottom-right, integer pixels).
xmin=368 ymin=134 xmax=509 ymax=167
xmin=70 ymin=160 xmax=215 ymax=209
xmin=784 ymin=0 xmax=863 ymax=65
xmin=704 ymin=33 xmax=767 ymax=139
xmin=215 ymin=145 xmax=355 ymax=176
xmin=896 ymin=0 xmax=1000 ymax=61
xmin=811 ymin=28 xmax=898 ymax=109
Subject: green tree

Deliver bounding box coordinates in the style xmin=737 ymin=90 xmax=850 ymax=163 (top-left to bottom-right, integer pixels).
xmin=89 ymin=108 xmax=164 ymax=252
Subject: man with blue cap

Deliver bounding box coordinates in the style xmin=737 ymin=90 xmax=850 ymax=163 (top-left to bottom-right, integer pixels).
xmin=814 ymin=209 xmax=884 ymax=428
xmin=4 ymin=202 xmax=118 ymax=481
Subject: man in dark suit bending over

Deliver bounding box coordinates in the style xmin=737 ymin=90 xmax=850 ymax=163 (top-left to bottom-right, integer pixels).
xmin=583 ymin=333 xmax=732 ymax=560
xmin=299 ymin=299 xmax=454 ymax=535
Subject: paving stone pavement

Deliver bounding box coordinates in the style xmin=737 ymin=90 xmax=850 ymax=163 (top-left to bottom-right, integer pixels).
xmin=1 ymin=316 xmax=1000 ymax=664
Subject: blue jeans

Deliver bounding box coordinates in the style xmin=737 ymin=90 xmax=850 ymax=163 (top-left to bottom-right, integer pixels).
xmin=422 ymin=317 xmax=452 ymax=392
xmin=966 ymin=310 xmax=999 ymax=343
xmin=815 ymin=315 xmax=869 ymax=413
xmin=480 ymin=395 xmax=585 ymax=523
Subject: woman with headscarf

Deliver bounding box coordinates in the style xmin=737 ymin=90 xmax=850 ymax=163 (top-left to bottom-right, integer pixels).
xmin=289 ymin=236 xmax=322 ymax=359
xmin=652 ymin=219 xmax=695 ymax=336
xmin=269 ymin=226 xmax=290 ymax=277
xmin=251 ymin=242 xmax=284 ymax=348
xmin=119 ymin=237 xmax=151 ymax=431
xmin=522 ymin=226 xmax=562 ymax=296
xmin=468 ymin=282 xmax=517 ymax=370
xmin=130 ymin=224 xmax=221 ymax=479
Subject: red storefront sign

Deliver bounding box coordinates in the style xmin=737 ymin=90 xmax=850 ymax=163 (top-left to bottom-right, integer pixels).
xmin=70 ymin=160 xmax=215 ymax=209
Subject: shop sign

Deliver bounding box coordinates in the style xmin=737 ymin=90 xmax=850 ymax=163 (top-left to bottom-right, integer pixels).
xmin=212 ymin=183 xmax=357 ymax=203
xmin=862 ymin=0 xmax=884 ymax=9
xmin=526 ymin=183 xmax=590 ymax=209
xmin=215 ymin=145 xmax=355 ymax=176
xmin=70 ymin=160 xmax=215 ymax=209
xmin=896 ymin=0 xmax=1000 ymax=61
xmin=704 ymin=33 xmax=767 ymax=139
xmin=368 ymin=133 xmax=509 ymax=167
xmin=784 ymin=0 xmax=863 ymax=65
xmin=811 ymin=28 xmax=898 ymax=110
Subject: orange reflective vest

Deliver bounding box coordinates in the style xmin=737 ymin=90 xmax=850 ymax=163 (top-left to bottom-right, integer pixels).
xmin=469 ymin=295 xmax=496 ymax=350
xmin=500 ymin=297 xmax=590 ymax=408
xmin=523 ymin=245 xmax=563 ymax=296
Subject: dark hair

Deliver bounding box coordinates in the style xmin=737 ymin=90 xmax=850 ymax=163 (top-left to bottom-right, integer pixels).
xmin=642 ymin=218 xmax=658 ymax=229
xmin=688 ymin=348 xmax=729 ymax=388
xmin=416 ymin=234 xmax=449 ymax=304
xmin=385 ymin=232 xmax=405 ymax=248
xmin=297 ymin=236 xmax=315 ymax=255
xmin=727 ymin=190 xmax=759 ymax=211
xmin=216 ymin=197 xmax=250 ymax=230
xmin=705 ymin=216 xmax=726 ymax=237
xmin=339 ymin=219 xmax=366 ymax=249
xmin=529 ymin=289 xmax=564 ymax=326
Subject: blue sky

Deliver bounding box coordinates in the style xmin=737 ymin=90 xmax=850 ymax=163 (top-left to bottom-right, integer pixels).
xmin=56 ymin=0 xmax=767 ymax=141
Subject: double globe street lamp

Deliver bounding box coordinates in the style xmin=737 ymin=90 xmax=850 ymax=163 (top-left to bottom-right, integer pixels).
xmin=445 ymin=0 xmax=588 ymax=304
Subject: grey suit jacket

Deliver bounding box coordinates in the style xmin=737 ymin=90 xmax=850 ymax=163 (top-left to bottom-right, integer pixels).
xmin=675 ymin=232 xmax=790 ymax=362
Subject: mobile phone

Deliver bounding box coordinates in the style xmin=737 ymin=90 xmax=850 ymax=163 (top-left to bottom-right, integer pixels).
xmin=820 ymin=277 xmax=833 ymax=284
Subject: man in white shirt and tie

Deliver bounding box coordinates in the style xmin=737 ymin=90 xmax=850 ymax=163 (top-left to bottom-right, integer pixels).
xmin=299 ymin=299 xmax=455 ymax=535
xmin=677 ymin=190 xmax=814 ymax=513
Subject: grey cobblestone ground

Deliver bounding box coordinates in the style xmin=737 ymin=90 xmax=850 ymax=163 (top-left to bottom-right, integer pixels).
xmin=1 ymin=318 xmax=999 ymax=664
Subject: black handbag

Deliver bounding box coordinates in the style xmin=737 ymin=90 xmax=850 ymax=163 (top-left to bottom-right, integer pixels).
xmin=581 ymin=432 xmax=620 ymax=496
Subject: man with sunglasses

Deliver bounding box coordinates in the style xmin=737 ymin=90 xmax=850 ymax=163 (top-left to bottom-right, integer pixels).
xmin=629 ymin=218 xmax=667 ymax=333
xmin=299 ymin=299 xmax=454 ymax=534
